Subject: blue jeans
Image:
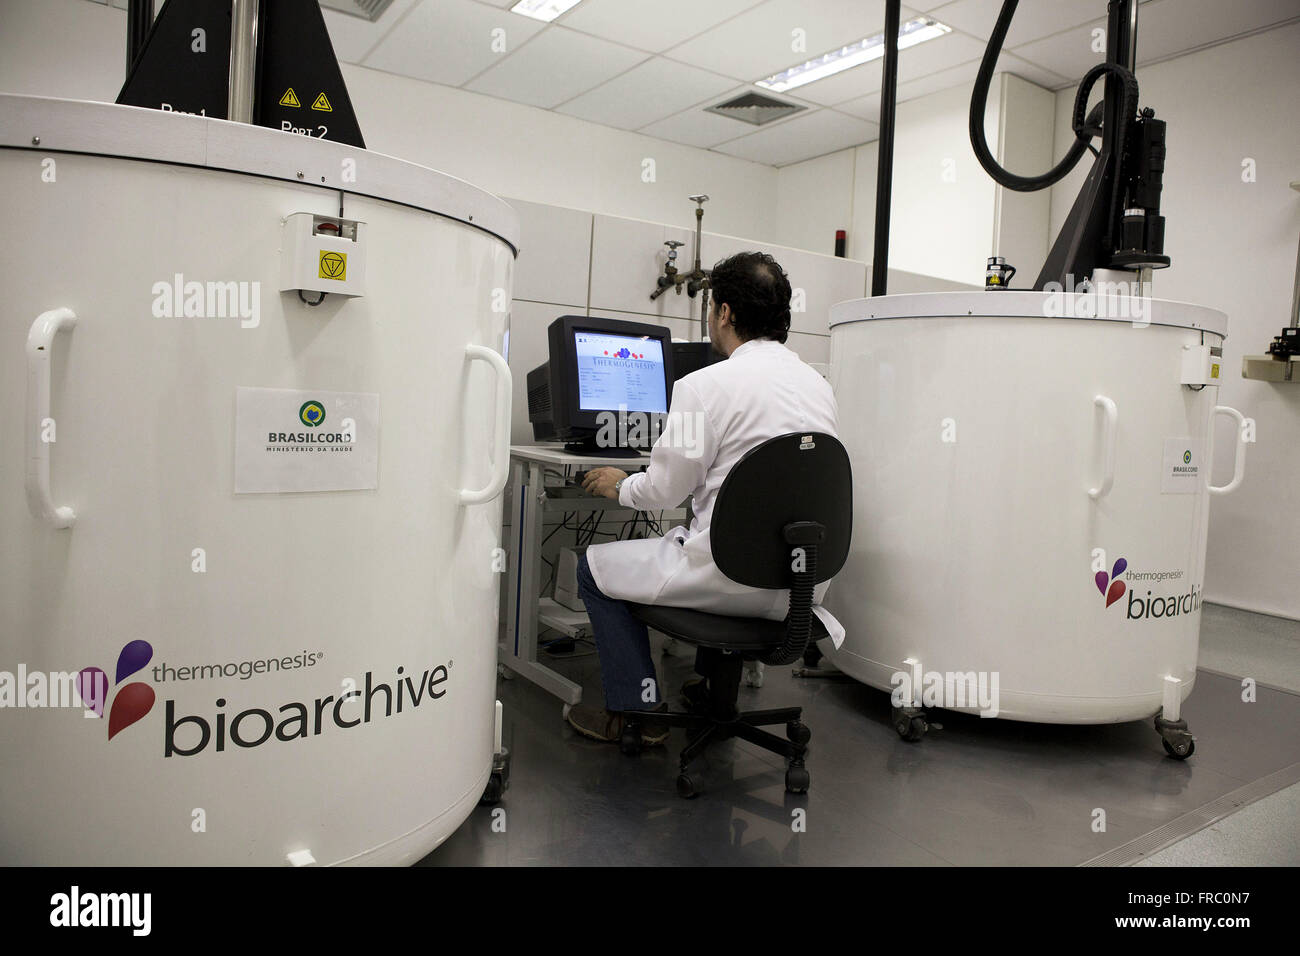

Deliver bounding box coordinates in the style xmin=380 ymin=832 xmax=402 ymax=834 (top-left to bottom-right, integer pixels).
xmin=576 ymin=554 xmax=661 ymax=712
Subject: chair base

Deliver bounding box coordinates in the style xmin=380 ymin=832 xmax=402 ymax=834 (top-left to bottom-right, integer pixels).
xmin=620 ymin=649 xmax=812 ymax=798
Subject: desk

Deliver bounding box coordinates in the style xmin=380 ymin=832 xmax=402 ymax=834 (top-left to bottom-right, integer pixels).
xmin=502 ymin=444 xmax=653 ymax=704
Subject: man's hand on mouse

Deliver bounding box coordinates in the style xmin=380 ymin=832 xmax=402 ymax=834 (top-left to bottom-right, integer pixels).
xmin=582 ymin=467 xmax=628 ymax=500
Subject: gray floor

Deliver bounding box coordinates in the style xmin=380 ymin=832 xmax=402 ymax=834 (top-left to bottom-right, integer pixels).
xmin=422 ymin=604 xmax=1300 ymax=866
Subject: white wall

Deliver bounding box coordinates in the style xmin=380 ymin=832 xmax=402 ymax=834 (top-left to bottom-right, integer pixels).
xmin=1048 ymin=23 xmax=1300 ymax=620
xmin=773 ymin=74 xmax=1050 ymax=288
xmin=341 ymin=64 xmax=779 ymax=240
xmin=0 ymin=0 xmax=126 ymax=102
xmin=771 ymin=147 xmax=857 ymax=259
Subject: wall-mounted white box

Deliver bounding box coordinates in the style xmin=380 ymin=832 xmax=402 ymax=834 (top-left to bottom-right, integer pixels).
xmin=279 ymin=212 xmax=366 ymax=298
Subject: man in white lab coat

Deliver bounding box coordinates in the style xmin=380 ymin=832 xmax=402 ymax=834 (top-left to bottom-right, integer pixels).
xmin=568 ymin=251 xmax=839 ymax=745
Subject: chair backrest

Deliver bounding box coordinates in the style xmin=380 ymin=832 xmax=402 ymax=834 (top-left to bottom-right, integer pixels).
xmin=710 ymin=432 xmax=852 ymax=590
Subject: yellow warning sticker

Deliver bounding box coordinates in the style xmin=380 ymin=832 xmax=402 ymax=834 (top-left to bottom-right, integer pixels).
xmin=319 ymin=250 xmax=347 ymax=281
xmin=311 ymin=92 xmax=333 ymax=112
xmin=279 ymin=87 xmax=301 ymax=108
xmin=1211 ymin=363 xmax=1220 ymax=378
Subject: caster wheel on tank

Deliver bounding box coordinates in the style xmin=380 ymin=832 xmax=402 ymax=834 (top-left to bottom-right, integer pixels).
xmin=785 ymin=764 xmax=810 ymax=794
xmin=480 ymin=772 xmax=506 ymax=805
xmin=480 ymin=747 xmax=511 ymax=805
xmin=1154 ymin=714 xmax=1195 ymax=760
xmin=892 ymin=706 xmax=928 ymax=742
xmin=676 ymin=772 xmax=703 ymax=799
xmin=786 ymin=720 xmax=811 ymax=748
xmin=619 ymin=722 xmax=642 ymax=757
xmin=803 ymin=642 xmax=824 ymax=668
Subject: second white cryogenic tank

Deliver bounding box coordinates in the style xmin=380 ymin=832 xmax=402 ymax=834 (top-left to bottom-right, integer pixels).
xmin=824 ymin=291 xmax=1244 ymax=737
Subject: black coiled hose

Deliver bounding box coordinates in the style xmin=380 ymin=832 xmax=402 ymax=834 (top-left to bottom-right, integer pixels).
xmin=763 ymin=545 xmax=818 ymax=666
xmin=968 ymin=0 xmax=1121 ymax=193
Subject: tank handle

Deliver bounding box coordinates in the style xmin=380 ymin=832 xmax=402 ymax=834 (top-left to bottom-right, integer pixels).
xmin=26 ymin=308 xmax=78 ymax=529
xmin=459 ymin=343 xmax=512 ymax=506
xmin=1208 ymin=405 xmax=1247 ymax=496
xmin=1089 ymin=394 xmax=1118 ymax=499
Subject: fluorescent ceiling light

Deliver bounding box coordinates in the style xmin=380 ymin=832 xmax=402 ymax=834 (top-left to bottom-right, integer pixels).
xmin=756 ymin=17 xmax=952 ymax=93
xmin=510 ymin=0 xmax=584 ymax=23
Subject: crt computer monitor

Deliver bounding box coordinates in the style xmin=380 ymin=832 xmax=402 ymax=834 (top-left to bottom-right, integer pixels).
xmin=527 ymin=315 xmax=675 ymax=456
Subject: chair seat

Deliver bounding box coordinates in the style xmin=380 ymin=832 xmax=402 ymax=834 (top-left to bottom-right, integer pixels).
xmin=627 ymin=602 xmax=827 ymax=652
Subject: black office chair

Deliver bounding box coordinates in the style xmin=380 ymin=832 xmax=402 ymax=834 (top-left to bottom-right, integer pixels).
xmin=619 ymin=432 xmax=852 ymax=798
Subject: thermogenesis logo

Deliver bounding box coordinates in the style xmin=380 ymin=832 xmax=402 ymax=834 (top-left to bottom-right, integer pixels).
xmin=1093 ymin=554 xmax=1201 ymax=621
xmin=153 ymin=650 xmax=322 ymax=683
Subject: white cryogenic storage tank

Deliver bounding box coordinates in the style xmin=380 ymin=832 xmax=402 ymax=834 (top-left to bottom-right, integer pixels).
xmin=824 ymin=291 xmax=1246 ymax=753
xmin=0 ymin=95 xmax=517 ymax=864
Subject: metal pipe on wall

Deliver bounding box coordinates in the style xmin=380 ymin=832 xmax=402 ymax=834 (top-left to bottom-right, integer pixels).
xmin=871 ymin=0 xmax=901 ymax=296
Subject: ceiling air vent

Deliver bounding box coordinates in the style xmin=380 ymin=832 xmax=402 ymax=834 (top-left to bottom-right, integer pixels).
xmin=318 ymin=0 xmax=398 ymax=22
xmin=704 ymin=91 xmax=806 ymax=127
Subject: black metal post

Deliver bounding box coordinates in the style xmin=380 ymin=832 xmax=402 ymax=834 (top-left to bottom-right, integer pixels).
xmin=871 ymin=0 xmax=901 ymax=296
xmin=126 ymin=0 xmax=153 ymax=75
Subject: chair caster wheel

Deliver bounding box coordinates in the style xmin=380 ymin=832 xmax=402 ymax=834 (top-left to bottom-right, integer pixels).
xmin=619 ymin=723 xmax=642 ymax=756
xmin=802 ymin=643 xmax=823 ymax=667
xmin=1162 ymin=736 xmax=1194 ymax=759
xmin=677 ymin=772 xmax=703 ymax=798
xmin=892 ymin=706 xmax=927 ymax=742
xmin=786 ymin=720 xmax=811 ymax=747
xmin=785 ymin=765 xmax=810 ymax=794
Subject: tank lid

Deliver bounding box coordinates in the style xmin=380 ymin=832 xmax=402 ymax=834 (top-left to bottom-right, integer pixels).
xmin=830 ymin=291 xmax=1227 ymax=336
xmin=0 ymin=94 xmax=519 ymax=255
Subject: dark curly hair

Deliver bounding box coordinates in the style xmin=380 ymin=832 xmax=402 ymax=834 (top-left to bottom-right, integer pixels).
xmin=709 ymin=251 xmax=792 ymax=344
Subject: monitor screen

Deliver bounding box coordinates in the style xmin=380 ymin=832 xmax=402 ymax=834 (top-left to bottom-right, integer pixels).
xmin=574 ymin=331 xmax=668 ymax=414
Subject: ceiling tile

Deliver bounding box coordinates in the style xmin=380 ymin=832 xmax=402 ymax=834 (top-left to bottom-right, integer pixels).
xmin=364 ymin=0 xmax=545 ymax=86
xmin=559 ymin=0 xmax=766 ymax=54
xmin=322 ymin=0 xmax=417 ymax=64
xmin=794 ymin=28 xmax=985 ymax=106
xmin=712 ymin=108 xmax=879 ymax=166
xmin=465 ymin=26 xmax=649 ymax=108
xmin=929 ymin=0 xmax=1100 ymax=48
xmin=998 ymin=52 xmax=1070 ymax=90
xmin=665 ymin=0 xmax=917 ymax=83
xmin=556 ymin=57 xmax=738 ymax=130
xmin=635 ymin=88 xmax=792 ymax=148
xmin=1005 ymin=0 xmax=1299 ymax=85
xmin=1127 ymin=0 xmax=1300 ymax=64
xmin=835 ymin=56 xmax=986 ymax=119
xmin=1008 ymin=16 xmax=1106 ymax=84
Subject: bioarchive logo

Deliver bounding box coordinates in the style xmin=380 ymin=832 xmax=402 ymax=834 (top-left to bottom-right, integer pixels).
xmin=78 ymin=640 xmax=155 ymax=740
xmin=75 ymin=638 xmax=453 ymax=757
xmin=1095 ymin=557 xmax=1128 ymax=609
xmin=1093 ymin=553 xmax=1203 ymax=620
